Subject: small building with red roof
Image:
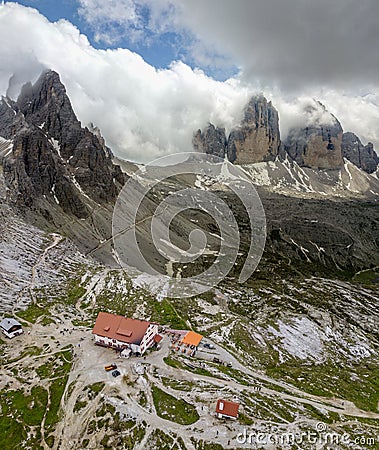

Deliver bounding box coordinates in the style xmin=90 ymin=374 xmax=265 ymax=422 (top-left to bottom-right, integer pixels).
xmin=215 ymin=399 xmax=240 ymax=419
xmin=92 ymin=312 xmax=160 ymax=355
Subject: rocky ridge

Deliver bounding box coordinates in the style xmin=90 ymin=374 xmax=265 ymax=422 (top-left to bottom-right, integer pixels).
xmin=194 ymin=96 xmax=378 ymax=174
xmin=342 ymin=131 xmax=379 ymax=174
xmin=193 ymin=96 xmax=281 ymax=164
xmin=227 ymin=95 xmax=280 ymax=164
xmin=0 ymin=70 xmax=128 ymax=263
xmin=0 ymin=70 xmax=126 ymax=217
xmin=283 ymin=102 xmax=344 ymax=170
xmin=192 ymin=124 xmax=227 ymax=159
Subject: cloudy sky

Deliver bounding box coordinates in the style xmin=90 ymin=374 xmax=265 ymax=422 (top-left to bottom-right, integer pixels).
xmin=0 ymin=1 xmax=378 ymax=162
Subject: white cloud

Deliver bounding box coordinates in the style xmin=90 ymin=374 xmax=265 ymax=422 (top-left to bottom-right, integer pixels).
xmin=145 ymin=1 xmax=379 ymax=90
xmin=0 ymin=3 xmax=252 ymax=162
xmin=78 ymin=0 xmax=139 ymax=26
xmin=269 ymin=96 xmax=338 ymax=140
xmin=318 ymin=90 xmax=379 ymax=147
xmin=78 ymin=0 xmax=379 ymax=91
xmin=0 ymin=3 xmax=378 ymax=162
xmin=78 ymin=0 xmax=142 ymax=44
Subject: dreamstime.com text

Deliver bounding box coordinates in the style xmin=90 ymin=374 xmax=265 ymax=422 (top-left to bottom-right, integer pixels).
xmin=235 ymin=423 xmax=378 ymax=447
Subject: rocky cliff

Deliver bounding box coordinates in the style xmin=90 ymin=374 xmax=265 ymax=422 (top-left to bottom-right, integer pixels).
xmin=193 ymin=95 xmax=280 ymax=164
xmin=227 ymin=95 xmax=280 ymax=164
xmin=0 ymin=70 xmax=126 ymax=217
xmin=283 ymin=102 xmax=344 ymax=170
xmin=342 ymin=132 xmax=379 ymax=174
xmin=192 ymin=124 xmax=227 ymax=159
xmin=194 ymin=98 xmax=379 ymax=174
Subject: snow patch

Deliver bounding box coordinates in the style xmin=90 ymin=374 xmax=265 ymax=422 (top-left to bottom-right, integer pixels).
xmin=51 ymin=184 xmax=59 ymax=204
xmin=49 ymin=138 xmax=62 ymax=158
xmin=71 ymin=176 xmax=92 ymax=201
xmin=267 ymin=317 xmax=324 ymax=361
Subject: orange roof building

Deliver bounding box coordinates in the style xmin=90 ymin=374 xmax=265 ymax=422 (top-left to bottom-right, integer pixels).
xmin=181 ymin=331 xmax=203 ymax=347
xmin=92 ymin=312 xmax=159 ymax=355
xmin=215 ymin=399 xmax=240 ymax=419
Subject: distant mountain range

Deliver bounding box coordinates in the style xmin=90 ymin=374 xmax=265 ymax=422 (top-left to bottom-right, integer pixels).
xmin=193 ymin=95 xmax=379 ymax=174
xmin=1 ymin=70 xmax=378 ymax=216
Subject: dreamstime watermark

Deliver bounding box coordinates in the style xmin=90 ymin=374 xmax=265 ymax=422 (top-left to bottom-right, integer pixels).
xmin=235 ymin=423 xmax=378 ymax=447
xmin=112 ymin=152 xmax=266 ymax=298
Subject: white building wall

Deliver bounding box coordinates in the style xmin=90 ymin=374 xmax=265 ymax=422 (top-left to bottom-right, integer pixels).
xmin=217 ymin=412 xmax=237 ymax=420
xmin=130 ymin=343 xmax=141 ymax=354
xmin=140 ymin=323 xmax=159 ymax=353
xmin=94 ymin=334 xmax=131 ymax=349
xmin=93 ymin=324 xmax=158 ymax=355
xmin=1 ymin=328 xmax=23 ymax=339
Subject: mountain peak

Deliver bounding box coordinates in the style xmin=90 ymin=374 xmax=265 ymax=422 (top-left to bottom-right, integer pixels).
xmin=192 ymin=123 xmax=227 ymax=159
xmin=1 ymin=69 xmax=126 ymax=219
xmin=228 ymin=95 xmax=280 ymax=163
xmin=302 ymin=100 xmax=339 ymax=127
xmin=193 ymin=95 xmax=281 ymax=164
xmin=17 ymin=70 xmax=79 ymax=151
xmin=342 ymin=131 xmax=379 ymax=174
xmin=18 ymin=70 xmax=68 ymax=110
xmin=283 ymin=101 xmax=344 ymax=170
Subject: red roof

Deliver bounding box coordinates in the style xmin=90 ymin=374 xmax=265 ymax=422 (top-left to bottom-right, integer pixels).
xmin=154 ymin=334 xmax=163 ymax=343
xmin=216 ymin=399 xmax=239 ymax=418
xmin=92 ymin=312 xmax=151 ymax=345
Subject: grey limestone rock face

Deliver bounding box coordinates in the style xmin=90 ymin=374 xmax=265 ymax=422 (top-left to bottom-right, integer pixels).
xmin=227 ymin=95 xmax=280 ymax=164
xmin=283 ymin=102 xmax=344 ymax=170
xmin=2 ymin=127 xmax=88 ymax=218
xmin=0 ymin=70 xmax=126 ymax=217
xmin=194 ymin=97 xmax=379 ymax=173
xmin=192 ymin=124 xmax=227 ymax=159
xmin=193 ymin=95 xmax=281 ymax=164
xmin=342 ymin=131 xmax=379 ymax=174
xmin=0 ymin=96 xmax=28 ymax=140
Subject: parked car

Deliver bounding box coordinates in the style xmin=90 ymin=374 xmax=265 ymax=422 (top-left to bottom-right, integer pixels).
xmin=104 ymin=364 xmax=117 ymax=371
xmin=213 ymin=357 xmax=222 ymax=364
xmin=112 ymin=370 xmax=121 ymax=377
xmin=204 ymin=343 xmax=215 ymax=349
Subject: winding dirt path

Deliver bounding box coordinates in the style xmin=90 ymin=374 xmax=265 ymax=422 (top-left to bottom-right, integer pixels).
xmin=11 ymin=233 xmax=65 ymax=323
